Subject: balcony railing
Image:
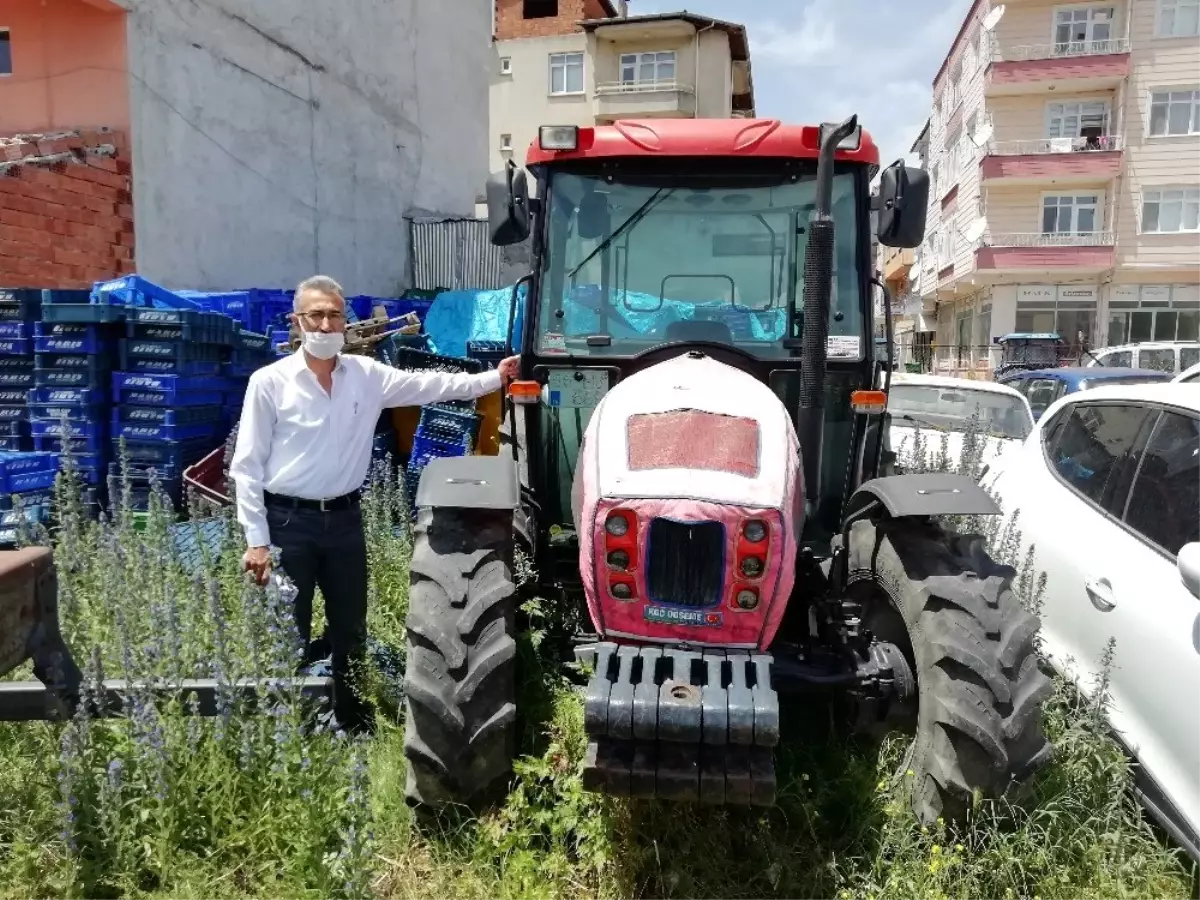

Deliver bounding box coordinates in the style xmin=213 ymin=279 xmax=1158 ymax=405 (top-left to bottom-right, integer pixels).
xmin=981 ymin=231 xmax=1116 ymax=248
xmin=998 ymin=38 xmax=1131 ymax=62
xmin=988 ymin=135 xmax=1124 ymax=155
xmin=594 ymin=79 xmax=695 ymax=96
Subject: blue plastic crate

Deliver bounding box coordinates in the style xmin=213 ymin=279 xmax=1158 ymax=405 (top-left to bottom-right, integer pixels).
xmin=29 ymin=386 xmax=108 ymax=407
xmin=5 ymin=467 xmax=58 ymax=493
xmin=29 ymin=403 xmax=105 ymax=423
xmin=0 ymin=388 xmax=26 ymax=405
xmin=34 ymin=333 xmax=114 ymax=355
xmin=33 ymin=433 xmax=107 ymax=454
xmin=0 ymin=322 xmax=30 ymax=340
xmin=235 ymin=330 xmax=271 ymax=352
xmin=0 ymin=451 xmax=58 ymax=479
xmin=0 ymin=405 xmax=28 ymax=423
xmin=113 ymin=420 xmax=218 ymax=443
xmin=117 ymin=387 xmax=224 ymax=408
xmin=92 ymin=275 xmax=201 ymax=310
xmin=116 ymin=438 xmax=211 ymax=468
xmin=0 ymin=504 xmax=50 ymax=527
xmin=0 ymin=437 xmax=30 ymax=452
xmin=34 ymin=321 xmax=114 ymax=338
xmin=115 ymin=404 xmax=222 ymax=427
xmin=0 ymin=371 xmax=34 ymax=388
xmin=107 ymin=460 xmax=184 ymax=482
xmin=246 ymin=289 xmax=294 ymax=333
xmin=31 ymin=419 xmax=106 ymax=441
xmin=40 ymin=303 xmax=126 ymax=324
xmin=0 ymin=339 xmax=32 ymax=356
xmin=41 ymin=290 xmax=92 ymax=305
xmin=466 ymin=340 xmax=508 ymax=369
xmin=122 ymin=338 xmax=223 ymax=362
xmin=121 ymin=357 xmax=224 ymax=377
xmin=33 ymin=368 xmax=107 ymax=389
xmin=34 ymin=354 xmax=112 ymax=373
xmin=0 ymin=289 xmax=42 ymax=322
xmin=111 ymin=372 xmax=227 ymax=397
xmin=416 ymin=406 xmax=481 ymax=444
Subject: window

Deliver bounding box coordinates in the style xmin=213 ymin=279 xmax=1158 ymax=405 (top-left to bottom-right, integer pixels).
xmin=1042 ymin=194 xmax=1099 ymax=234
xmin=549 ymin=52 xmax=584 ymax=95
xmin=1054 ymin=6 xmax=1115 ymax=51
xmin=1098 ymin=350 xmax=1133 ymax=367
xmin=499 ymin=133 xmax=513 ymax=152
xmin=1157 ymin=0 xmax=1200 ymax=37
xmin=524 ymin=0 xmax=558 ymax=19
xmin=1043 ymin=402 xmax=1150 ymax=508
xmin=0 ymin=29 xmax=9 ymax=76
xmin=1149 ymin=88 xmax=1200 ymax=135
xmin=619 ymin=51 xmax=676 ymax=86
xmin=1027 ymin=378 xmax=1065 ymax=417
xmin=1047 ymin=101 xmax=1110 ymax=140
xmin=1142 ymin=187 xmax=1200 ymax=233
xmin=937 ymin=228 xmax=953 ymax=270
xmin=945 ymin=129 xmax=963 ymax=183
xmin=1182 ymin=346 xmax=1200 ymax=369
xmin=499 ymin=57 xmax=512 ymax=75
xmin=1138 ymin=348 xmax=1177 ymax=372
xmin=1109 ymin=288 xmax=1200 ymax=345
xmin=1123 ymin=411 xmax=1200 ymax=554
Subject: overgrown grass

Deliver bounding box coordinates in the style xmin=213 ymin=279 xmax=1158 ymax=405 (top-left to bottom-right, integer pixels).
xmin=0 ymin=444 xmax=1194 ymax=899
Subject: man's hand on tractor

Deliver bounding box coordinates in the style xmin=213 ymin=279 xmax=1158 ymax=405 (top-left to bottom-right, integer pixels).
xmin=498 ymin=355 xmax=520 ymax=389
xmin=243 ymin=545 xmax=272 ymax=585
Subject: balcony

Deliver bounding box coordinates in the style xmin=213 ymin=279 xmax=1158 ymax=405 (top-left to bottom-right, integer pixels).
xmin=987 ymin=39 xmax=1131 ymax=96
xmin=594 ymin=80 xmax=697 ymax=121
xmin=975 ymin=232 xmax=1116 ymax=273
xmin=981 ymin=136 xmax=1124 ymax=185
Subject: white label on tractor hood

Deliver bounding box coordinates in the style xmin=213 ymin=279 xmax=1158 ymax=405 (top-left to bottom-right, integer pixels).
xmin=827 ymin=335 xmax=861 ymax=359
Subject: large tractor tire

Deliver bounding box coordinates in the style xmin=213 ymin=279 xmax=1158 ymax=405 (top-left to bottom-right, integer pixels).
xmin=845 ymin=517 xmax=1054 ymax=825
xmin=403 ymin=506 xmax=518 ymax=811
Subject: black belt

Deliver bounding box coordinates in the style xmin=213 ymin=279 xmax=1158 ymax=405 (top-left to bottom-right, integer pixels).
xmin=264 ymin=489 xmax=361 ymax=512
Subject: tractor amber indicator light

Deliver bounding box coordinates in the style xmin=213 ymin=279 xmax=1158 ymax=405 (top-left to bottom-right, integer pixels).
xmin=508 ymin=380 xmax=541 ymax=405
xmin=850 ymin=390 xmax=887 ymax=415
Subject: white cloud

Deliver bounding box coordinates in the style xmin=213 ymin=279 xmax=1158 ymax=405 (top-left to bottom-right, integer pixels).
xmin=751 ymin=6 xmax=838 ymax=63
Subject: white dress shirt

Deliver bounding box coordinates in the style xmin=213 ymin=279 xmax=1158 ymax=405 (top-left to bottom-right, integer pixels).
xmin=230 ymin=351 xmax=502 ymax=547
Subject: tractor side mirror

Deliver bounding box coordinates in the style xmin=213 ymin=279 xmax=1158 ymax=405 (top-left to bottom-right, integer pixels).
xmin=577 ymin=192 xmax=610 ymax=240
xmin=486 ymin=162 xmax=531 ymax=247
xmin=876 ymin=160 xmax=929 ymax=249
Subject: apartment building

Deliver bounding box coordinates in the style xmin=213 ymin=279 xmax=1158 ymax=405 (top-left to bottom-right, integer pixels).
xmin=912 ymin=0 xmax=1200 ymax=375
xmin=489 ymin=0 xmax=755 ymax=176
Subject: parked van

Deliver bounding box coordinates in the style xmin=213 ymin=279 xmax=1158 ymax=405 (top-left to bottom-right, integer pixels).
xmin=1087 ymin=341 xmax=1200 ymax=376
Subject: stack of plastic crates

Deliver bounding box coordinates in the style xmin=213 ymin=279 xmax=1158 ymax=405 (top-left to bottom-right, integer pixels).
xmin=30 ymin=291 xmax=122 ymax=488
xmin=405 ymin=404 xmax=482 ymax=512
xmin=0 ymin=451 xmax=59 ymax=546
xmin=222 ymin=329 xmax=274 ymax=433
xmin=0 ymin=288 xmax=41 ymax=451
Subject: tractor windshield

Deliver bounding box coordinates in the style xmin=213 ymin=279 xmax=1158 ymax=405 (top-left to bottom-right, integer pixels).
xmin=535 ymin=167 xmax=866 ymax=361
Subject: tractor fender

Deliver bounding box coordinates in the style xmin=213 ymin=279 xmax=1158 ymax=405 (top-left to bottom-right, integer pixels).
xmin=842 ymin=473 xmax=999 ymax=527
xmin=414 ymin=453 xmax=520 ymax=511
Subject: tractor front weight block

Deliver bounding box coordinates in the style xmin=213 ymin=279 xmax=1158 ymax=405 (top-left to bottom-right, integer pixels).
xmin=579 ymin=642 xmax=780 ymax=805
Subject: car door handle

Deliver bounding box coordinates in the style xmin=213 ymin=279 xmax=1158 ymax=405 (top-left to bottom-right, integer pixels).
xmin=1085 ymin=577 xmax=1117 ymax=612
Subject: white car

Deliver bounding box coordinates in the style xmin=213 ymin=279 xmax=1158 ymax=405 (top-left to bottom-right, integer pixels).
xmin=887 ymin=374 xmax=1033 ymax=472
xmin=981 ymin=383 xmax=1200 ymax=859
xmin=1087 ymin=341 xmax=1200 ymax=377
xmin=1173 ymin=361 xmax=1200 ymax=384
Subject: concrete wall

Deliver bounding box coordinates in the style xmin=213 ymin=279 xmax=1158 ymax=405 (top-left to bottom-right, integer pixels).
xmin=0 ymin=0 xmax=129 ymax=134
xmin=125 ymin=0 xmax=489 ymax=294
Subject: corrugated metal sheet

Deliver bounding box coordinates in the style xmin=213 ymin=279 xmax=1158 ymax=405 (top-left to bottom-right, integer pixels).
xmin=410 ymin=217 xmax=505 ymax=291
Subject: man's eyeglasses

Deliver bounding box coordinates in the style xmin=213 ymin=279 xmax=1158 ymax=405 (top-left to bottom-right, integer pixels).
xmin=297 ymin=310 xmax=346 ymax=325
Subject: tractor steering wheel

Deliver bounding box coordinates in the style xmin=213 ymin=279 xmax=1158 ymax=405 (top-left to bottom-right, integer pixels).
xmin=628 ymin=341 xmax=762 ymax=375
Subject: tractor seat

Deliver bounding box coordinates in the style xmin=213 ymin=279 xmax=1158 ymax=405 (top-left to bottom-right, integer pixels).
xmin=665 ymin=319 xmax=734 ymax=345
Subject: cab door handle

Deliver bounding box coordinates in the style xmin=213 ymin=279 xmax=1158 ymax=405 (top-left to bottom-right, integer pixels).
xmin=1085 ymin=577 xmax=1116 ymax=612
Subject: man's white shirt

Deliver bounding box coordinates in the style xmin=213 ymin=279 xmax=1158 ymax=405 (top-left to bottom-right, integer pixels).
xmin=230 ymin=351 xmax=501 ymax=547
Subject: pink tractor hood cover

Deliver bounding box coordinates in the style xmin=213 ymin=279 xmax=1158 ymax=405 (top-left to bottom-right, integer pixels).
xmin=572 ymin=352 xmax=804 ymax=650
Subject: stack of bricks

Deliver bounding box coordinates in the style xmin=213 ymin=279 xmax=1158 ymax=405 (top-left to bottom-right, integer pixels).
xmin=0 ymin=128 xmax=135 ymax=290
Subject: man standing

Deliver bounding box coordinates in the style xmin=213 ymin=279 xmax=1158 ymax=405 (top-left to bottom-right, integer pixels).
xmin=229 ymin=275 xmax=518 ymax=733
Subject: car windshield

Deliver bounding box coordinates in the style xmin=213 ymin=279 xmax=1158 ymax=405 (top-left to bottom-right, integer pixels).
xmin=1079 ymin=374 xmax=1170 ymax=390
xmin=889 ymin=384 xmax=1033 ymax=440
xmin=536 ymin=168 xmax=864 ymax=360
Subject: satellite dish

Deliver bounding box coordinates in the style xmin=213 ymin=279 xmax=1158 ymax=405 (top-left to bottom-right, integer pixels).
xmin=982 ymin=5 xmax=1005 ymax=30
xmin=972 ymin=121 xmax=995 ymax=147
xmin=962 ymin=217 xmax=988 ymax=243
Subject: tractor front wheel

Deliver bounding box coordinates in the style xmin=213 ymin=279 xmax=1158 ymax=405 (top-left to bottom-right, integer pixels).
xmin=846 ymin=517 xmax=1054 ymax=825
xmin=402 ymin=506 xmax=518 ymax=812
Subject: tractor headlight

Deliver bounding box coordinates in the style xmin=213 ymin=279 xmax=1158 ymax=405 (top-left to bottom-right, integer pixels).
xmin=736 ymin=589 xmax=759 ymax=610
xmin=605 ymin=514 xmax=629 ymax=537
xmin=744 ymin=520 xmax=767 ymax=543
xmin=611 ymin=581 xmax=633 ymax=600
xmin=607 ymin=549 xmax=630 ymax=570
xmin=740 ymin=556 xmax=764 ymax=578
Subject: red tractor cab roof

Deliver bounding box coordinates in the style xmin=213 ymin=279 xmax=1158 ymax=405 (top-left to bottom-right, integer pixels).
xmin=525 ymin=118 xmax=881 ymax=168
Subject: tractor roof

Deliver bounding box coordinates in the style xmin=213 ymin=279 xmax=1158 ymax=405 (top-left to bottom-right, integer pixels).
xmin=525 ymin=118 xmax=881 ymax=168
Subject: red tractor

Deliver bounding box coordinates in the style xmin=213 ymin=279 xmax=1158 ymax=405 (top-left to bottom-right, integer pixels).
xmin=402 ymin=116 xmax=1052 ymax=823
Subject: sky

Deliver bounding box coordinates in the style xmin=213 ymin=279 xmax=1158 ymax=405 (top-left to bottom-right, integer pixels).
xmin=630 ymin=0 xmax=975 ymax=164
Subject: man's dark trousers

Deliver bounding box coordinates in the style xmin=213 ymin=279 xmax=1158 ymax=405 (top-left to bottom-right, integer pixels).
xmin=265 ymin=496 xmax=370 ymax=732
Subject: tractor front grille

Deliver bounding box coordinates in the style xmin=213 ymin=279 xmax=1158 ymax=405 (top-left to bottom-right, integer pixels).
xmin=645 ymin=518 xmax=725 ymax=609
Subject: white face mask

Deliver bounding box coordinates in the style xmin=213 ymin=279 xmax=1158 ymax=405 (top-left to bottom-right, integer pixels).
xmin=301 ymin=330 xmax=344 ymax=360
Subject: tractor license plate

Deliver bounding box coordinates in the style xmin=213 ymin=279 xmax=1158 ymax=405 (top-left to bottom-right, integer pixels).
xmin=643 ymin=605 xmax=722 ymax=627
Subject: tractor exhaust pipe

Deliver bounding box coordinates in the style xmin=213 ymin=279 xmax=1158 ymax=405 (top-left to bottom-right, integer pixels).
xmin=798 ymin=114 xmax=859 ymax=515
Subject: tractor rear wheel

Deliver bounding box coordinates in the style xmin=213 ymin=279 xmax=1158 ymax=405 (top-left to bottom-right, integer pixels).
xmin=845 ymin=517 xmax=1053 ymax=825
xmin=402 ymin=506 xmax=518 ymax=811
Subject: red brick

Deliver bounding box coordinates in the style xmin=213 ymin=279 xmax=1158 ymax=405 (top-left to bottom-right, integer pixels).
xmin=116 ymin=204 xmax=134 ymax=220
xmin=61 ymin=163 xmax=128 ymax=192
xmin=0 ymin=222 xmax=46 ymax=246
xmin=2 ymin=142 xmax=38 ymax=162
xmin=0 ymin=192 xmax=106 ymax=229
xmin=16 ymin=166 xmax=123 ymax=202
xmin=0 ymin=237 xmax=56 ymax=264
xmin=111 ymin=244 xmax=133 ymax=262
xmin=53 ymin=246 xmax=111 ymax=269
xmin=115 ymin=159 xmax=132 ymax=177
xmin=3 ymin=174 xmax=119 ymax=215
xmin=116 ymin=230 xmax=135 ymax=247
xmin=0 ymin=207 xmax=54 ymax=234
xmin=85 ymin=156 xmax=120 ymax=174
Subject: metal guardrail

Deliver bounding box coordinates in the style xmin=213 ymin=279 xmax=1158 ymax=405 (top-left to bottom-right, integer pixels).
xmin=988 ymin=135 xmax=1124 ymax=155
xmin=1000 ymin=38 xmax=1131 ymax=61
xmin=982 ymin=231 xmax=1116 ymax=248
xmin=595 ymin=79 xmax=695 ymax=95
